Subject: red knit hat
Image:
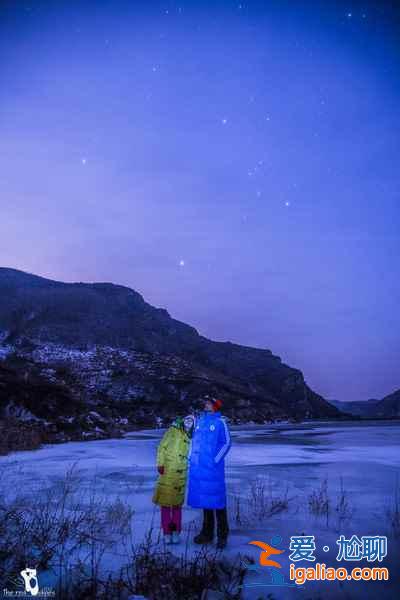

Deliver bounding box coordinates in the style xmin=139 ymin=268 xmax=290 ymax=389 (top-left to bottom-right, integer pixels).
xmin=211 ymin=397 xmax=223 ymax=412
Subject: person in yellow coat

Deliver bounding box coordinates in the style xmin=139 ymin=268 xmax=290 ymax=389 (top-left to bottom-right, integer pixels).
xmin=153 ymin=416 xmax=194 ymax=544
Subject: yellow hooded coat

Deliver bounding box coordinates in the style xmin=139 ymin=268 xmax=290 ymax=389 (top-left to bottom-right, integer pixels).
xmin=152 ymin=426 xmax=190 ymax=507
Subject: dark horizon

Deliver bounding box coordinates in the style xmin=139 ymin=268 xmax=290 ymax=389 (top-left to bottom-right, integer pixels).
xmin=1 ymin=0 xmax=399 ymax=402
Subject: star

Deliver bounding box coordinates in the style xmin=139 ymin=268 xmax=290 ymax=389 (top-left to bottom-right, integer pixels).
xmin=81 ymin=158 xmax=87 ymax=165
xmin=285 ymin=201 xmax=290 ymax=207
xmin=347 ymin=12 xmax=352 ymax=18
xmin=179 ymin=260 xmax=185 ymax=267
xmin=222 ymin=118 xmax=228 ymax=125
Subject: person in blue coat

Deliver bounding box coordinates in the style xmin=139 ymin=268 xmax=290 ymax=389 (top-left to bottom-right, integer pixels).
xmin=187 ymin=396 xmax=231 ymax=549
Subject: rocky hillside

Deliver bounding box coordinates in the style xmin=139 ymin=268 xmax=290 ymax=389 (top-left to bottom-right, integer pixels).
xmin=331 ymin=390 xmax=400 ymax=419
xmin=0 ymin=268 xmax=341 ymax=449
xmin=372 ymin=389 xmax=400 ymax=418
xmin=329 ymin=399 xmax=380 ymax=417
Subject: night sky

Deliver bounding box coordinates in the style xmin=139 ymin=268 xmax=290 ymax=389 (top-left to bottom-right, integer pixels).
xmin=1 ymin=0 xmax=399 ymax=401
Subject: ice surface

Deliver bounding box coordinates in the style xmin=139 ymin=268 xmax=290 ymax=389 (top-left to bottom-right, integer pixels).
xmin=1 ymin=420 xmax=399 ymax=599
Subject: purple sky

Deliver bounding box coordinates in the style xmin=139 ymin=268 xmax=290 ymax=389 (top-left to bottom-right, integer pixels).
xmin=1 ymin=0 xmax=399 ymax=401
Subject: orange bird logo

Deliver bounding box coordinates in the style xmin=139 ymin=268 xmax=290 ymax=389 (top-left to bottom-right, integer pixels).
xmin=249 ymin=540 xmax=284 ymax=568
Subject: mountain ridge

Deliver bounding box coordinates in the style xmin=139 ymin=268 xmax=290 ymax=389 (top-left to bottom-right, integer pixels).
xmin=0 ymin=267 xmax=341 ymax=452
xmin=330 ymin=391 xmax=400 ymax=419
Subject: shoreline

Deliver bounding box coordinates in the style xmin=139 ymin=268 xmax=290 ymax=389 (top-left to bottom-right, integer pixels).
xmin=1 ymin=416 xmax=399 ymax=459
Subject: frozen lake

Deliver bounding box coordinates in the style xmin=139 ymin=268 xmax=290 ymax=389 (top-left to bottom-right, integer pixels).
xmin=1 ymin=420 xmax=399 ymax=599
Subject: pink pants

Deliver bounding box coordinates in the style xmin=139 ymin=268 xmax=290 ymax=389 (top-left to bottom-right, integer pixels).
xmin=161 ymin=506 xmax=182 ymax=534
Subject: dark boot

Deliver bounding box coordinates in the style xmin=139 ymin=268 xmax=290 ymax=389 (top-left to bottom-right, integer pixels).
xmin=194 ymin=509 xmax=214 ymax=544
xmin=216 ymin=508 xmax=229 ymax=549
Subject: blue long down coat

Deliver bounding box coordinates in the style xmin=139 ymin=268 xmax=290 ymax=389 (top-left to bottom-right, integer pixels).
xmin=187 ymin=411 xmax=231 ymax=509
